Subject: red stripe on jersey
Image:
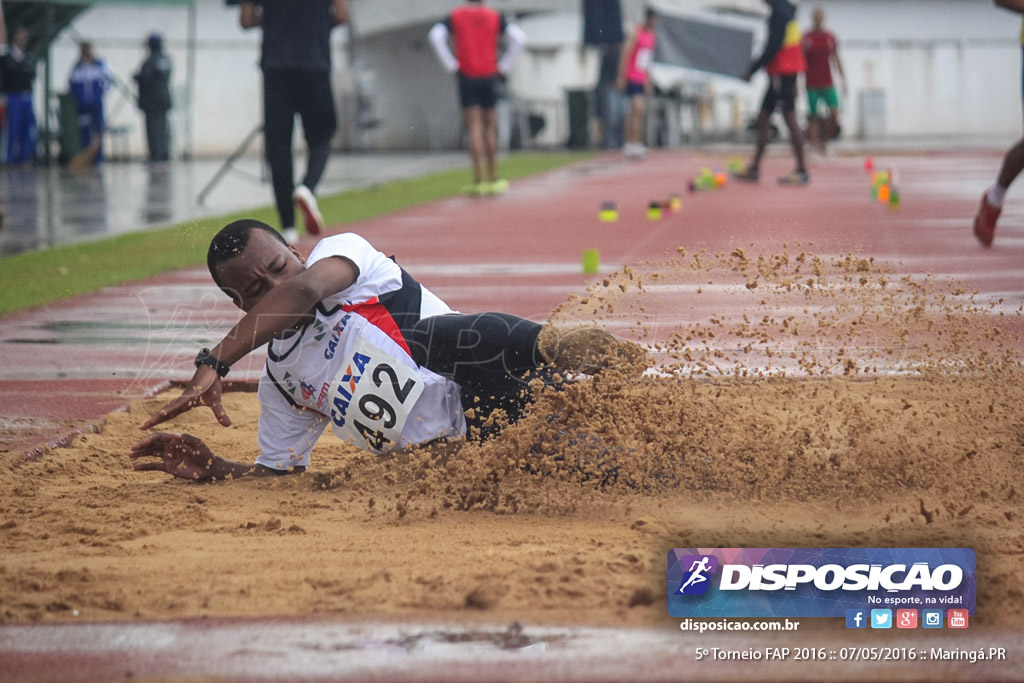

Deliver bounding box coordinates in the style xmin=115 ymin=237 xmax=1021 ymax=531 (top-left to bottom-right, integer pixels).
xmin=342 ymin=297 xmax=413 ymax=356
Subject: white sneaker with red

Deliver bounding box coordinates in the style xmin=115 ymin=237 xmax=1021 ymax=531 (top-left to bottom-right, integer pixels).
xmin=293 ymin=184 xmax=324 ymax=236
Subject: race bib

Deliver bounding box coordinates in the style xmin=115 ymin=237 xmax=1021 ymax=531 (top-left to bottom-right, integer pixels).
xmin=327 ymin=338 xmax=425 ymax=454
xmin=635 ymin=47 xmax=653 ymax=71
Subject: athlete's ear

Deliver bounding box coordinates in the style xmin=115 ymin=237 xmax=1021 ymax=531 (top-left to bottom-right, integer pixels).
xmin=289 ymin=244 xmax=306 ymax=266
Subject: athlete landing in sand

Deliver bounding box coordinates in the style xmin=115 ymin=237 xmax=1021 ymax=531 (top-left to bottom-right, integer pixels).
xmin=132 ymin=220 xmax=644 ymax=481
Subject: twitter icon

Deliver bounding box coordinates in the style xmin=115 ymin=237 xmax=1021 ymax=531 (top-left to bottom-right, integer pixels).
xmin=870 ymin=609 xmax=892 ymax=629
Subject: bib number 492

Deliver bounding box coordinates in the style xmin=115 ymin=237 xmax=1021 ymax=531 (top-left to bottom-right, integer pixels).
xmin=352 ymin=364 xmax=416 ymax=451
xmin=331 ymin=358 xmax=418 ymax=454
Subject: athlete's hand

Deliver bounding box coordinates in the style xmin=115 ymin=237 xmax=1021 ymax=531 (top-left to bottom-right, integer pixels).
xmin=742 ymin=70 xmax=752 ymax=82
xmin=140 ymin=365 xmax=231 ymax=430
xmin=130 ymin=432 xmax=216 ymax=481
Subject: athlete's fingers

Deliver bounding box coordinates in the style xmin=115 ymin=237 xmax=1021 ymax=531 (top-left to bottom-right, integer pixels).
xmin=209 ymin=400 xmax=232 ymax=428
xmin=133 ymin=461 xmax=169 ymax=472
xmin=140 ymin=397 xmax=194 ymax=430
xmin=130 ymin=432 xmax=176 ymax=455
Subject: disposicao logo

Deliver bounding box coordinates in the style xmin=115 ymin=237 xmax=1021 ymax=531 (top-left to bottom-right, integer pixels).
xmin=666 ymin=548 xmax=976 ymax=619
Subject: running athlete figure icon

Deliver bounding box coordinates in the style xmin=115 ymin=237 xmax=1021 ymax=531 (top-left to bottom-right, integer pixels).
xmin=131 ymin=222 xmax=643 ymax=480
xmin=429 ymin=1 xmax=526 ymax=196
xmin=617 ymin=8 xmax=658 ymax=160
xmin=974 ymin=0 xmax=1024 ymax=247
xmin=679 ymin=556 xmax=712 ymax=593
xmin=803 ymin=7 xmax=846 ymax=156
xmin=733 ymin=0 xmax=809 ymax=186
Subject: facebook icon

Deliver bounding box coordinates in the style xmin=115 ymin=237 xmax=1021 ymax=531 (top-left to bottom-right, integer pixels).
xmin=845 ymin=609 xmax=867 ymax=629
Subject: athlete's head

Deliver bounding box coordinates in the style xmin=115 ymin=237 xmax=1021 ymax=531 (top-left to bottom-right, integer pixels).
xmin=207 ymin=219 xmax=306 ymax=312
xmin=812 ymin=7 xmax=825 ymax=30
xmin=644 ymin=7 xmax=657 ymax=27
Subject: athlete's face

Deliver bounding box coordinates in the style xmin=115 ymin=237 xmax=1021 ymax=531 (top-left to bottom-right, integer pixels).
xmin=215 ymin=229 xmax=306 ymax=312
xmin=813 ymin=9 xmax=825 ymax=30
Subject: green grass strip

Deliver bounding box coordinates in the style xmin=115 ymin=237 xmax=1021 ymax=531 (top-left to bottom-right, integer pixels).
xmin=0 ymin=151 xmax=592 ymax=315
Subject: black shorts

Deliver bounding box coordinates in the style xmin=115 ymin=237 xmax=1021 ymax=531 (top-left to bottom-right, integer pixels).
xmin=760 ymin=74 xmax=799 ymax=115
xmin=406 ymin=312 xmax=550 ymax=440
xmin=458 ymin=74 xmax=499 ymax=109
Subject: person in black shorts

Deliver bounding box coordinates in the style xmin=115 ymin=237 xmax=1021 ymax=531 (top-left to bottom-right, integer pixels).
xmin=429 ymin=1 xmax=526 ymax=196
xmin=240 ymin=0 xmax=348 ymax=244
xmin=734 ymin=0 xmax=809 ymax=186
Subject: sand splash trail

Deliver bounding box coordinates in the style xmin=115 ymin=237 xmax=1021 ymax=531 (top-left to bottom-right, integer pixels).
xmin=1 ymin=250 xmax=1021 ymax=630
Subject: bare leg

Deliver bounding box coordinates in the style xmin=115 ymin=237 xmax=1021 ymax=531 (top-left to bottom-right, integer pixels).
xmin=483 ymin=107 xmax=499 ymax=182
xmin=750 ymin=110 xmax=771 ymax=170
xmin=807 ymin=115 xmax=821 ymax=153
xmin=824 ymin=109 xmax=839 ymax=153
xmin=463 ymin=106 xmax=485 ymax=184
xmin=997 ymin=138 xmax=1024 ymax=190
xmin=782 ymin=109 xmax=807 ymax=173
xmin=626 ymin=95 xmax=646 ymax=147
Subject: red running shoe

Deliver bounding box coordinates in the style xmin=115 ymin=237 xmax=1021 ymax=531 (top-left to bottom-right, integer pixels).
xmin=973 ymin=191 xmax=1000 ymax=247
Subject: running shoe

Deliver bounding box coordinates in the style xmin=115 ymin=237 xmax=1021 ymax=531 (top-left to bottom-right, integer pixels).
xmin=973 ymin=191 xmax=1000 ymax=247
xmin=489 ymin=178 xmax=509 ymax=195
xmin=292 ymin=184 xmax=324 ymax=236
xmin=461 ymin=182 xmax=488 ymax=197
xmin=778 ymin=170 xmax=810 ymax=186
xmin=282 ymin=227 xmax=299 ymax=245
xmin=731 ymin=167 xmax=760 ymax=182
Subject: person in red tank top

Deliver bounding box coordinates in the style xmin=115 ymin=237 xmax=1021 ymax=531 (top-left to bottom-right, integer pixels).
xmin=429 ymin=1 xmax=526 ymax=195
xmin=803 ymin=7 xmax=846 ymax=155
xmin=734 ymin=0 xmax=809 ymax=186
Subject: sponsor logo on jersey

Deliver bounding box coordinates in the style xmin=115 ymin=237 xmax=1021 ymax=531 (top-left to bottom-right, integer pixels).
xmin=324 ymin=314 xmax=352 ymax=360
xmin=330 ymin=352 xmax=371 ymax=428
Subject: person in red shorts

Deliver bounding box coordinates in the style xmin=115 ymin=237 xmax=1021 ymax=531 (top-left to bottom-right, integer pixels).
xmin=802 ymin=7 xmax=846 ymax=156
xmin=429 ymin=1 xmax=526 ymax=196
xmin=733 ymin=0 xmax=808 ymax=186
xmin=975 ymin=0 xmax=1024 ymax=246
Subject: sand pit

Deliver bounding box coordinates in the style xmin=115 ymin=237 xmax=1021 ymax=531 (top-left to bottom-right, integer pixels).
xmin=1 ymin=250 xmax=1021 ymax=638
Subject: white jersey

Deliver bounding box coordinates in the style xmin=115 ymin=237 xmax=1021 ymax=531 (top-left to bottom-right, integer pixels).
xmin=255 ymin=233 xmax=465 ymax=470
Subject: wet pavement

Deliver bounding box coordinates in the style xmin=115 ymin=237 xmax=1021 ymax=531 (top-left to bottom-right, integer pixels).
xmin=0 ymin=152 xmax=467 ymax=254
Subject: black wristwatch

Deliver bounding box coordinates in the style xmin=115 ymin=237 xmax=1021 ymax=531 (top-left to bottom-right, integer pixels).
xmin=194 ymin=347 xmax=231 ymax=378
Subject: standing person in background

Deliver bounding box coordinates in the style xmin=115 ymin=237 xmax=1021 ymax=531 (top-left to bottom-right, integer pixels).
xmin=803 ymin=7 xmax=846 ymax=156
xmin=428 ymin=1 xmax=527 ymax=196
xmin=733 ymin=0 xmax=809 ymax=186
xmin=134 ymin=32 xmax=172 ymax=163
xmin=69 ymin=41 xmax=114 ymax=164
xmin=616 ymin=8 xmax=657 ymax=160
xmin=239 ymin=0 xmax=349 ymax=245
xmin=974 ymin=0 xmax=1024 ymax=247
xmin=1 ymin=25 xmax=37 ymax=165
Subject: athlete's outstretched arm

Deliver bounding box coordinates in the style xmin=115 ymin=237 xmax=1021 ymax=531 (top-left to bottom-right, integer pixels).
xmin=130 ymin=433 xmax=302 ymax=481
xmin=141 ymin=256 xmax=358 ymax=431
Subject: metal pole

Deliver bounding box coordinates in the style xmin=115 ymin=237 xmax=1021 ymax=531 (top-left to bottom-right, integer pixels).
xmin=184 ymin=0 xmax=197 ymax=160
